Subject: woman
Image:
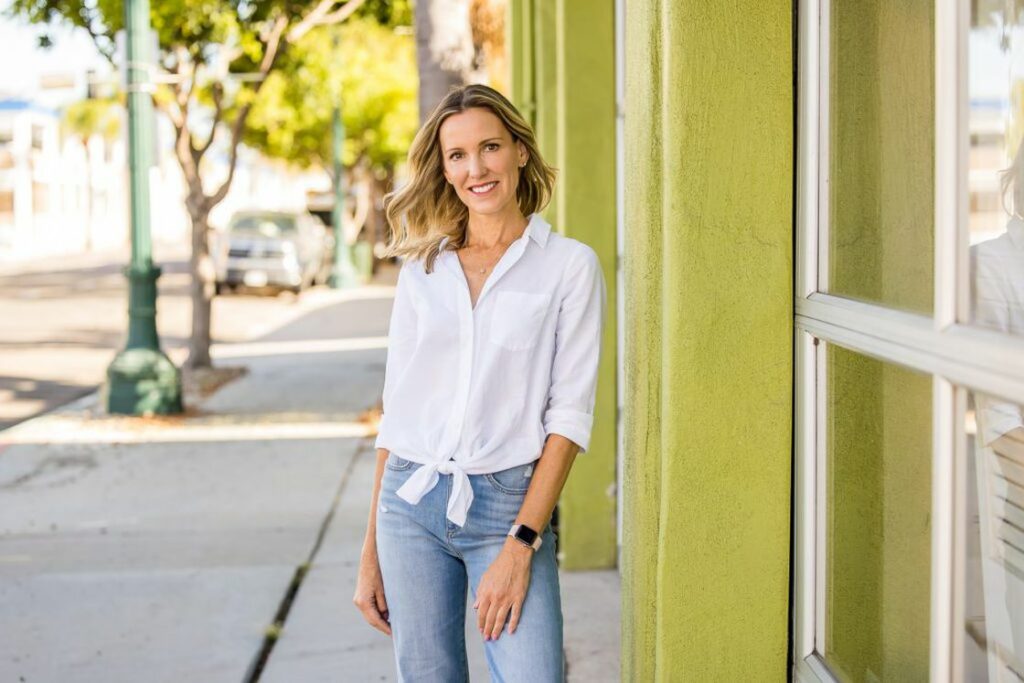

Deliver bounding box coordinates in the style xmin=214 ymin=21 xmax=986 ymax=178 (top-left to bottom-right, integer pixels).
xmin=353 ymin=83 xmax=605 ymax=683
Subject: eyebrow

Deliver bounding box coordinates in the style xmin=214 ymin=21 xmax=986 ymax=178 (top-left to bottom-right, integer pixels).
xmin=443 ymin=137 xmax=503 ymax=154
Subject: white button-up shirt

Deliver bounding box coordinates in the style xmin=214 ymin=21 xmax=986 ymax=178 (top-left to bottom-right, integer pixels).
xmin=374 ymin=213 xmax=606 ymax=526
xmin=972 ymin=218 xmax=1024 ymax=445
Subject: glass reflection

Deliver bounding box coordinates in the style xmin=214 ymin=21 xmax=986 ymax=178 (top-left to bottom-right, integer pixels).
xmin=824 ymin=346 xmax=932 ymax=681
xmin=968 ymin=1 xmax=1024 ymax=337
xmin=965 ymin=391 xmax=1024 ymax=680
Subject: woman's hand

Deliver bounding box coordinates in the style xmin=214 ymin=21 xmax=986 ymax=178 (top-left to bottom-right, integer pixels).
xmin=474 ymin=538 xmax=534 ymax=641
xmin=353 ymin=545 xmax=392 ymax=636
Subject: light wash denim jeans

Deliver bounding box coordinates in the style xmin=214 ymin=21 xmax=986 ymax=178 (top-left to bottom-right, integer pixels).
xmin=376 ymin=452 xmax=564 ymax=683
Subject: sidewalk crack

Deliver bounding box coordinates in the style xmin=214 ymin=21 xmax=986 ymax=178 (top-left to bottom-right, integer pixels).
xmin=241 ymin=438 xmax=369 ymax=683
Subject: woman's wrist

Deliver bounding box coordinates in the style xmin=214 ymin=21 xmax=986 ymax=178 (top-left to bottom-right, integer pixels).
xmin=503 ymin=535 xmax=535 ymax=560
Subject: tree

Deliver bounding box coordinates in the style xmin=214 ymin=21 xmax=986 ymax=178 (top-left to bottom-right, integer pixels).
xmin=9 ymin=0 xmax=370 ymax=368
xmin=243 ymin=16 xmax=418 ymax=245
xmin=413 ymin=0 xmax=508 ymax=123
xmin=414 ymin=0 xmax=476 ymax=123
xmin=63 ymin=97 xmax=121 ymax=251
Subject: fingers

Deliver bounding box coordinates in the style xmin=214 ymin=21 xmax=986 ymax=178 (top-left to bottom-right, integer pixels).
xmin=489 ymin=603 xmax=511 ymax=640
xmin=477 ymin=595 xmax=521 ymax=641
xmin=374 ymin=590 xmax=390 ymax=623
xmin=506 ymin=601 xmax=521 ymax=635
xmin=482 ymin=601 xmax=501 ymax=640
xmin=476 ymin=594 xmax=487 ymax=633
xmin=353 ymin=590 xmax=392 ymax=636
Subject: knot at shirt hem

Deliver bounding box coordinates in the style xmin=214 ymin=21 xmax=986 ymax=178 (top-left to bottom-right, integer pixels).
xmin=395 ymin=459 xmax=475 ymax=527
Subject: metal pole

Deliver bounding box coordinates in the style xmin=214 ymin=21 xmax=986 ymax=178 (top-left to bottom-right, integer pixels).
xmin=104 ymin=0 xmax=182 ymax=414
xmin=329 ymin=103 xmax=357 ymax=288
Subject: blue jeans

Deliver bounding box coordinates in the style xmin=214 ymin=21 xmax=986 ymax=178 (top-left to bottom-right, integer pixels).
xmin=376 ymin=452 xmax=564 ymax=683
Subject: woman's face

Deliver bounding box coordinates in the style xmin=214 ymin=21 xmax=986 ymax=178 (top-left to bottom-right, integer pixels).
xmin=439 ymin=107 xmax=528 ymax=217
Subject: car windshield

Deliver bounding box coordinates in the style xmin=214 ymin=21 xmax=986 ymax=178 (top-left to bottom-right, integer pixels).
xmin=230 ymin=215 xmax=297 ymax=238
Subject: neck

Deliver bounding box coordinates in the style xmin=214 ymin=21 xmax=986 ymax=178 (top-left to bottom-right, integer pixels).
xmin=465 ymin=205 xmax=529 ymax=248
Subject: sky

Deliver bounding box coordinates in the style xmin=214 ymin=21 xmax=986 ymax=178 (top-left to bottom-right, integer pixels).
xmin=0 ymin=1 xmax=111 ymax=108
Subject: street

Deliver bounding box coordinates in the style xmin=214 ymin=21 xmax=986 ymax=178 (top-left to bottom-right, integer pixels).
xmin=0 ymin=244 xmax=341 ymax=430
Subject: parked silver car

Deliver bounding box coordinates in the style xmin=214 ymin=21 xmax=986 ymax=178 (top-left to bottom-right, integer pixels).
xmin=215 ymin=210 xmax=330 ymax=295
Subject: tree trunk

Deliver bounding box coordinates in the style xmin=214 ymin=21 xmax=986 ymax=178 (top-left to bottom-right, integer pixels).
xmin=187 ymin=204 xmax=215 ymax=369
xmin=414 ymin=0 xmax=475 ymax=123
xmin=82 ymin=137 xmax=94 ymax=252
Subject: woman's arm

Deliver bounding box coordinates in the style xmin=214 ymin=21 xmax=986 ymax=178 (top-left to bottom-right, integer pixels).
xmin=473 ymin=434 xmax=579 ymax=640
xmin=476 ymin=247 xmax=606 ymax=642
xmin=353 ymin=447 xmax=392 ymax=635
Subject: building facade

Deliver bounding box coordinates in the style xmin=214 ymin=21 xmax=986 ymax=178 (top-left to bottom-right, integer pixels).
xmin=0 ymin=99 xmax=130 ymax=260
xmin=510 ymin=1 xmax=1024 ymax=680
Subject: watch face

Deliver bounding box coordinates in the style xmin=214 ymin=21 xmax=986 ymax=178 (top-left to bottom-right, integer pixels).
xmin=514 ymin=525 xmax=539 ymax=545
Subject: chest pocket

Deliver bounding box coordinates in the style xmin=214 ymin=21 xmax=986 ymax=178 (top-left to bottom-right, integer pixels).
xmin=488 ymin=291 xmax=550 ymax=351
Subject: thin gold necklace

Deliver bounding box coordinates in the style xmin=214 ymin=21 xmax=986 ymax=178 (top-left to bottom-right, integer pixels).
xmin=464 ymin=244 xmax=509 ymax=274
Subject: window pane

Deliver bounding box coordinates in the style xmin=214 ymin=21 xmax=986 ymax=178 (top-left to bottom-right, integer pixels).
xmin=967 ymin=1 xmax=1024 ymax=338
xmin=964 ymin=390 xmax=1024 ymax=679
xmin=824 ymin=345 xmax=932 ymax=681
xmin=828 ymin=0 xmax=934 ymax=314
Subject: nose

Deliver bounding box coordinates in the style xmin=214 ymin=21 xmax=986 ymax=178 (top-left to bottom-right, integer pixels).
xmin=467 ymin=154 xmax=485 ymax=179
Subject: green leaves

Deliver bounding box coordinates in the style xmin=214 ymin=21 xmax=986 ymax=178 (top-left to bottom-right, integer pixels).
xmin=243 ymin=17 xmax=417 ymax=173
xmin=63 ymin=98 xmax=122 ymax=141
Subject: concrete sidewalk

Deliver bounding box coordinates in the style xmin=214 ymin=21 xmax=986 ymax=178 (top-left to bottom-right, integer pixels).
xmin=0 ymin=273 xmax=619 ymax=682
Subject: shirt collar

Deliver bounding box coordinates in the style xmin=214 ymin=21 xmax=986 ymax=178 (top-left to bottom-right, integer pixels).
xmin=524 ymin=213 xmax=551 ymax=247
xmin=437 ymin=213 xmax=551 ymax=253
xmin=1009 ymin=217 xmax=1024 ymax=249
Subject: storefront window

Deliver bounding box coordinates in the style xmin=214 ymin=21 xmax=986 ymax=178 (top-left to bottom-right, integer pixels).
xmin=964 ymin=390 xmax=1024 ymax=680
xmin=968 ymin=0 xmax=1024 ymax=339
xmin=824 ymin=345 xmax=932 ymax=681
xmin=796 ymin=2 xmax=1024 ymax=679
xmin=827 ymin=0 xmax=935 ymax=315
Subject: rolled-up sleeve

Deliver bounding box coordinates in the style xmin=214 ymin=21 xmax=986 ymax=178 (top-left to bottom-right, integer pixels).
xmin=374 ymin=260 xmax=418 ymax=450
xmin=543 ymin=247 xmax=606 ymax=452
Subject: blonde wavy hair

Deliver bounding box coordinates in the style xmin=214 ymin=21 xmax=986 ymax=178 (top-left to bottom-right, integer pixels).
xmin=383 ymin=84 xmax=557 ymax=273
xmin=1002 ymin=137 xmax=1024 ymax=220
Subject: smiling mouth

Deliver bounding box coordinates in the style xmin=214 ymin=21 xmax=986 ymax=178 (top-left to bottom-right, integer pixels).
xmin=469 ymin=181 xmax=498 ymax=195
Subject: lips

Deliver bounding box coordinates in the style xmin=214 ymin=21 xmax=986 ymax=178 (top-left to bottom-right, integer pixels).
xmin=469 ymin=181 xmax=498 ymax=195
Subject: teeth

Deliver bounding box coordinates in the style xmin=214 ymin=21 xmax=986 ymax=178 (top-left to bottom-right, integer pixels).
xmin=470 ymin=182 xmax=497 ymax=194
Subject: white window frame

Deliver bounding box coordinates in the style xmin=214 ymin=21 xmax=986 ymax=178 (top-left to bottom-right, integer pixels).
xmin=793 ymin=1 xmax=1024 ymax=682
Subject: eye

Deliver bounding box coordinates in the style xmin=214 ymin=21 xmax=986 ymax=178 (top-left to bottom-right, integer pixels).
xmin=484 ymin=143 xmax=499 ymax=151
xmin=448 ymin=151 xmax=463 ymax=161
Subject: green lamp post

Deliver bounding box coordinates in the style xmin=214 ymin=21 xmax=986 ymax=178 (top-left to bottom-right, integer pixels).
xmin=103 ymin=0 xmax=182 ymax=414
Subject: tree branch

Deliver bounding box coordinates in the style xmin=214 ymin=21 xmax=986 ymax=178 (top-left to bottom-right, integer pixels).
xmin=80 ymin=8 xmax=118 ymax=66
xmin=169 ymin=115 xmax=202 ymax=200
xmin=205 ymin=14 xmax=289 ymax=209
xmin=260 ymin=15 xmax=289 ymax=73
xmin=287 ymin=0 xmax=367 ymax=44
xmin=194 ymin=82 xmax=225 ymax=162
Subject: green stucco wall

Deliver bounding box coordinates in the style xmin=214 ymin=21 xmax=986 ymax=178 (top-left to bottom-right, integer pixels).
xmin=622 ymin=1 xmax=794 ymax=680
xmin=509 ymin=0 xmax=618 ymax=570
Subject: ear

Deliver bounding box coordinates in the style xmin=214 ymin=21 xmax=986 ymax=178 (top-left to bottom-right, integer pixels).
xmin=516 ymin=140 xmax=529 ymax=167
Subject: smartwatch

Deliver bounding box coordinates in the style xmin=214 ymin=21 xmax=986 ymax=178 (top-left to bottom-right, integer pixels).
xmin=508 ymin=523 xmax=542 ymax=551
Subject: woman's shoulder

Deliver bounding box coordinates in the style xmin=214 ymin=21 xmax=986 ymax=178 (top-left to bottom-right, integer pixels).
xmin=546 ymin=231 xmax=600 ymax=274
xmin=397 ymin=255 xmax=431 ymax=278
xmin=547 ymin=230 xmax=597 ymax=260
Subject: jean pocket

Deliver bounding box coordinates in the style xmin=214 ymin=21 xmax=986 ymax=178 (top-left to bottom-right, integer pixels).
xmin=384 ymin=452 xmax=414 ymax=471
xmin=484 ymin=461 xmax=535 ymax=495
